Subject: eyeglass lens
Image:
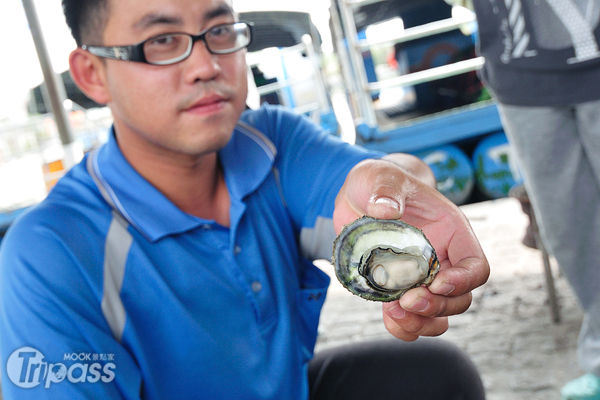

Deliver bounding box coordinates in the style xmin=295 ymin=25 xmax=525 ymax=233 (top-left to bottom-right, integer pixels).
xmin=142 ymin=23 xmax=250 ymax=64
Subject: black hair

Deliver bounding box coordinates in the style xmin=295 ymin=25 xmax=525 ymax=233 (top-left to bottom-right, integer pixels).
xmin=62 ymin=0 xmax=110 ymax=47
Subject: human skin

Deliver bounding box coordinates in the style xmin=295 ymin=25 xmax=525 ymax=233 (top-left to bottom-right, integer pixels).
xmin=69 ymin=0 xmax=247 ymax=226
xmin=68 ymin=0 xmax=489 ymax=342
xmin=334 ymin=155 xmax=489 ymax=341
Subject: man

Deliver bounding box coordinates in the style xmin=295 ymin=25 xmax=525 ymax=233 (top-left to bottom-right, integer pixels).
xmin=0 ymin=0 xmax=489 ymax=398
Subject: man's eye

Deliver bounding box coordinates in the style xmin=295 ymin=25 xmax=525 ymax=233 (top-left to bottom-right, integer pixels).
xmin=210 ymin=25 xmax=234 ymax=37
xmin=149 ymin=35 xmax=176 ymax=46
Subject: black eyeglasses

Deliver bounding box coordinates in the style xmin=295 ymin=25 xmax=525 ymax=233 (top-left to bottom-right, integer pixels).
xmin=82 ymin=22 xmax=253 ymax=65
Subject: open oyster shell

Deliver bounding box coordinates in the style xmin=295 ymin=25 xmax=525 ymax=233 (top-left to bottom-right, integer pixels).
xmin=332 ymin=216 xmax=440 ymax=302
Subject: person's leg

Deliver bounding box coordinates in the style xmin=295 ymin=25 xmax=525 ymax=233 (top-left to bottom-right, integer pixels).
xmin=308 ymin=338 xmax=485 ymax=400
xmin=498 ymin=103 xmax=600 ymax=398
xmin=498 ymin=103 xmax=600 ymax=312
xmin=573 ymin=100 xmax=600 ymax=379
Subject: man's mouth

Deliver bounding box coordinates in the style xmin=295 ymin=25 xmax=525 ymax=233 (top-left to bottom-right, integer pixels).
xmin=184 ymin=94 xmax=228 ymax=114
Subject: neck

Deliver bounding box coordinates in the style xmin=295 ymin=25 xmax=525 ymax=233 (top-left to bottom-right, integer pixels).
xmin=117 ymin=138 xmax=231 ymax=227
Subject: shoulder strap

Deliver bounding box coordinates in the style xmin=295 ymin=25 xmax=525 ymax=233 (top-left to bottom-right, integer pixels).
xmin=235 ymin=121 xmax=287 ymax=208
xmin=86 ymin=149 xmax=132 ymax=342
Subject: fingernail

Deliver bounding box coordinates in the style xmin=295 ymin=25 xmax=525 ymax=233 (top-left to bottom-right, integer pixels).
xmin=373 ymin=196 xmax=399 ymax=210
xmin=385 ymin=303 xmax=407 ymax=319
xmin=401 ymin=295 xmax=429 ymax=313
xmin=430 ymin=282 xmax=455 ymax=295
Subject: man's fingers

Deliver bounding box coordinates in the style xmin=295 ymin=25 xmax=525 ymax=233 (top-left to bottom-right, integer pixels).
xmin=399 ymin=287 xmax=473 ymax=317
xmin=382 ymin=303 xmax=450 ymax=340
xmin=333 ymin=159 xmax=416 ymax=231
xmin=429 ymin=257 xmax=489 ymax=298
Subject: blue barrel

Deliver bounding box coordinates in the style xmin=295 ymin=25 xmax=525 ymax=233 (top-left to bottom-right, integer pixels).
xmin=472 ymin=132 xmax=523 ymax=199
xmin=414 ymin=144 xmax=475 ymax=205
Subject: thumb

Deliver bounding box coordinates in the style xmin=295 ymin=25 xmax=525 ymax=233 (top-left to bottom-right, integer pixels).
xmin=366 ymin=195 xmax=404 ymax=220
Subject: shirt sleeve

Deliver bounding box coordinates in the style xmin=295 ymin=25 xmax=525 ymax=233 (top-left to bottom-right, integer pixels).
xmin=0 ymin=205 xmax=142 ymax=399
xmin=241 ymin=105 xmax=384 ymax=259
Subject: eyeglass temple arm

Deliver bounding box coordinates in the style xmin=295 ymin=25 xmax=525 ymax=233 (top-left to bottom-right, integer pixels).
xmin=82 ymin=45 xmax=134 ymax=61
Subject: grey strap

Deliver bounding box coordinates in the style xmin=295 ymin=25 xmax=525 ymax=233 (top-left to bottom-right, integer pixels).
xmin=236 ymin=121 xmax=277 ymax=160
xmin=101 ymin=211 xmax=132 ymax=342
xmin=299 ymin=216 xmax=336 ymax=261
xmin=87 ymin=149 xmax=132 ymax=342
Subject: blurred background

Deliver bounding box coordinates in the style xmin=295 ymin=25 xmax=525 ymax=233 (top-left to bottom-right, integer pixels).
xmin=0 ymin=0 xmax=518 ymax=237
xmin=0 ymin=2 xmax=583 ymax=398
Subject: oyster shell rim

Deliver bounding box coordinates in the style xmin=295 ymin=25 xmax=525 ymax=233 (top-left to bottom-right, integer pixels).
xmin=332 ymin=216 xmax=440 ymax=302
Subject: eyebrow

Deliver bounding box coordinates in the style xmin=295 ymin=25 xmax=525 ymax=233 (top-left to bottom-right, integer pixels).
xmin=133 ymin=14 xmax=184 ymax=31
xmin=133 ymin=4 xmax=236 ymax=32
xmin=203 ymin=3 xmax=236 ymax=23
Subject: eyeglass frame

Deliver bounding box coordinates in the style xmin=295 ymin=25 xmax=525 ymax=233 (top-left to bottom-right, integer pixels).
xmin=81 ymin=21 xmax=253 ymax=66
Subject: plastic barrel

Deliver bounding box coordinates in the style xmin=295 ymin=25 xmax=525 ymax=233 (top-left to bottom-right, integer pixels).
xmin=414 ymin=144 xmax=475 ymax=205
xmin=472 ymin=132 xmax=523 ymax=199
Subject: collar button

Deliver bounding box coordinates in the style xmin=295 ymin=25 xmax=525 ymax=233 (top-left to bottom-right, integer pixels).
xmin=251 ymin=281 xmax=262 ymax=293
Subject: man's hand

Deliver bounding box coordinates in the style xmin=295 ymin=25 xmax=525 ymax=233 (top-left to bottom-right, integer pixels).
xmin=333 ymin=155 xmax=489 ymax=341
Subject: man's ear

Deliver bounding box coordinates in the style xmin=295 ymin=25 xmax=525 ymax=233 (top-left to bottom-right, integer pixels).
xmin=68 ymin=48 xmax=111 ymax=105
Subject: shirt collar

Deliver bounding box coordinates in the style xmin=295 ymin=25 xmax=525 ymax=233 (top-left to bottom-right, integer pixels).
xmin=220 ymin=121 xmax=276 ymax=200
xmin=91 ymin=123 xmax=275 ymax=242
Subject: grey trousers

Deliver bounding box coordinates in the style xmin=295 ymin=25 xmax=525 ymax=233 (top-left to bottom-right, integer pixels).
xmin=498 ymin=100 xmax=600 ymax=376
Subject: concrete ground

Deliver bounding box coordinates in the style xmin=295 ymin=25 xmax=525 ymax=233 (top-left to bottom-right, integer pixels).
xmin=315 ymin=197 xmax=585 ymax=400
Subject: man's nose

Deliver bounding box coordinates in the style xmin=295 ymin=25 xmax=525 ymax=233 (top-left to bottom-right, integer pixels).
xmin=183 ymin=40 xmax=221 ymax=82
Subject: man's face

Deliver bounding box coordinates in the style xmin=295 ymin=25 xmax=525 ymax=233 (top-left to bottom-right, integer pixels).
xmin=99 ymin=0 xmax=248 ymax=158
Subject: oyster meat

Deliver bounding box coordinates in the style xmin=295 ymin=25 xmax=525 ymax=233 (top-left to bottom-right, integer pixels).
xmin=332 ymin=216 xmax=440 ymax=302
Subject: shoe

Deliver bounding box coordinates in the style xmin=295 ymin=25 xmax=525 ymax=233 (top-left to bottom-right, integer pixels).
xmin=561 ymin=374 xmax=600 ymax=400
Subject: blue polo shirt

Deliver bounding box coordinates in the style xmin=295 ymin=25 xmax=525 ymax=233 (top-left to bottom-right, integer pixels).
xmin=0 ymin=105 xmax=380 ymax=399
